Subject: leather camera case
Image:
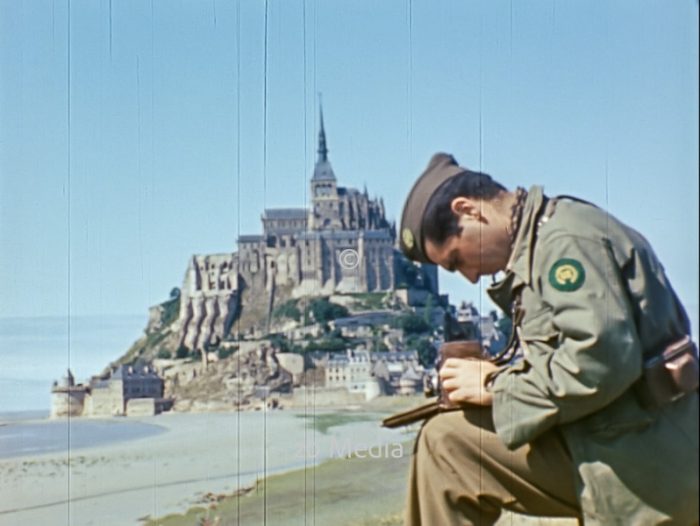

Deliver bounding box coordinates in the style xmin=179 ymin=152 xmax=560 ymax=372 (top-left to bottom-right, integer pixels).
xmin=382 ymin=340 xmax=487 ymax=428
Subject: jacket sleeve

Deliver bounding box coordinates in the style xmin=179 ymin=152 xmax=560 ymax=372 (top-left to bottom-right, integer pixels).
xmin=490 ymin=234 xmax=643 ymax=449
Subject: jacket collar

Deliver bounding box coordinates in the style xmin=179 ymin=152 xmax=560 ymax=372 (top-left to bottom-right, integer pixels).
xmin=487 ymin=185 xmax=546 ymax=306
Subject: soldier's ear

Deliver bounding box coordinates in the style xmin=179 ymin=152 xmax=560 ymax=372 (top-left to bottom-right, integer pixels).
xmin=450 ymin=197 xmax=482 ymax=221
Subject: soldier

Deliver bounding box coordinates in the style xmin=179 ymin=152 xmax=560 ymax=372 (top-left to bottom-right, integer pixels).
xmin=399 ymin=153 xmax=698 ymax=525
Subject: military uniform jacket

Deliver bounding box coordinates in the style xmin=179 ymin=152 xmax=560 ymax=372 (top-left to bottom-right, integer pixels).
xmin=487 ymin=186 xmax=698 ymax=525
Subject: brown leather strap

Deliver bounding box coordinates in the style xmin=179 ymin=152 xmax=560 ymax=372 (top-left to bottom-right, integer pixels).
xmin=382 ymin=400 xmax=443 ymax=428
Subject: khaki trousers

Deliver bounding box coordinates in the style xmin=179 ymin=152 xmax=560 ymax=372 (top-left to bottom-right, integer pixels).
xmin=405 ymin=407 xmax=583 ymax=526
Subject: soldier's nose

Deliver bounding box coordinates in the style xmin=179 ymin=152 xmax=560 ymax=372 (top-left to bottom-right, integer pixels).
xmin=459 ymin=268 xmax=478 ymax=284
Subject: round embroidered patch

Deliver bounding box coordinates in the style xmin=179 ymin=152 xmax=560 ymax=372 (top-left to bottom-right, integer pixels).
xmin=402 ymin=228 xmax=415 ymax=250
xmin=548 ymin=258 xmax=585 ymax=292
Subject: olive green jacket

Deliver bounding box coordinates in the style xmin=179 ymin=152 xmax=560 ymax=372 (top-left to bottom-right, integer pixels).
xmin=487 ymin=186 xmax=698 ymax=525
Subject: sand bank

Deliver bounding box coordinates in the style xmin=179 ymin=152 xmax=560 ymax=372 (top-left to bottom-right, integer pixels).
xmin=0 ymin=409 xmax=407 ymax=526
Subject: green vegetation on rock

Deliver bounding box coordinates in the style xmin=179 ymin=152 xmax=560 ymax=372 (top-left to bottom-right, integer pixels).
xmin=392 ymin=313 xmax=431 ymax=335
xmin=347 ymin=292 xmax=390 ymax=311
xmin=116 ymin=294 xmax=182 ymax=368
xmin=118 ymin=330 xmax=170 ymax=367
xmin=303 ymin=336 xmax=349 ymax=353
xmin=268 ymin=333 xmax=304 ymax=354
xmin=217 ymin=346 xmax=237 ymax=360
xmin=272 ymin=298 xmax=302 ymax=322
xmin=306 ymin=297 xmax=349 ymax=324
xmin=161 ymin=295 xmax=181 ymax=327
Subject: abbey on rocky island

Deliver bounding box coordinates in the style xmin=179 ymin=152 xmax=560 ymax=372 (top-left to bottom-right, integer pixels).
xmin=170 ymin=107 xmax=438 ymax=351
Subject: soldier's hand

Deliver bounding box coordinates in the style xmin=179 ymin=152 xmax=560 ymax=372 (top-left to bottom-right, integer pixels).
xmin=439 ymin=358 xmax=497 ymax=406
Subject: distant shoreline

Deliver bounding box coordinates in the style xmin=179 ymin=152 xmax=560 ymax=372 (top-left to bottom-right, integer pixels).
xmin=0 ymin=409 xmax=50 ymax=423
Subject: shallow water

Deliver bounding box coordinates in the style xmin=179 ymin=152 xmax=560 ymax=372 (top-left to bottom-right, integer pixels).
xmin=0 ymin=417 xmax=167 ymax=459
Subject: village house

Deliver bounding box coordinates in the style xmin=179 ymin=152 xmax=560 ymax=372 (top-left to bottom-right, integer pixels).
xmin=324 ymin=349 xmax=425 ymax=399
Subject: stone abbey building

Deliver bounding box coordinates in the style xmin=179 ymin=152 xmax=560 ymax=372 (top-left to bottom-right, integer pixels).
xmin=174 ymin=108 xmax=438 ymax=351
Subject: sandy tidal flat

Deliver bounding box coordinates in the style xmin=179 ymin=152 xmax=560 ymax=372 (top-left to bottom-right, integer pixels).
xmin=0 ymin=410 xmax=407 ymax=526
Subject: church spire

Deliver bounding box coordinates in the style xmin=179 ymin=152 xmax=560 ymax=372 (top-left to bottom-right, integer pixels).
xmin=312 ymin=95 xmax=336 ymax=182
xmin=318 ymin=97 xmax=328 ymax=162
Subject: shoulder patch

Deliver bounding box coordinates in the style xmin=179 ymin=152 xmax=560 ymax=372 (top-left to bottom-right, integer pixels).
xmin=548 ymin=258 xmax=585 ymax=292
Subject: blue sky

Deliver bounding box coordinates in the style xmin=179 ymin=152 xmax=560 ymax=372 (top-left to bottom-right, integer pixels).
xmin=1 ymin=1 xmax=698 ymax=332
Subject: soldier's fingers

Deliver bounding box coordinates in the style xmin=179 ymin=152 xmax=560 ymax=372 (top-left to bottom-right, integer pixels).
xmin=438 ymin=367 xmax=456 ymax=380
xmin=447 ymin=388 xmax=468 ymax=404
xmin=441 ymin=378 xmax=457 ymax=391
xmin=441 ymin=358 xmax=467 ymax=369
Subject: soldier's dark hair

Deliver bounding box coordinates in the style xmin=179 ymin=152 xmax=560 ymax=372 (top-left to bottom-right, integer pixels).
xmin=422 ymin=170 xmax=507 ymax=246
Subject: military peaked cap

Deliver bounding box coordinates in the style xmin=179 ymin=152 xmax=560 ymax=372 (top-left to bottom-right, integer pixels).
xmin=400 ymin=152 xmax=466 ymax=263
